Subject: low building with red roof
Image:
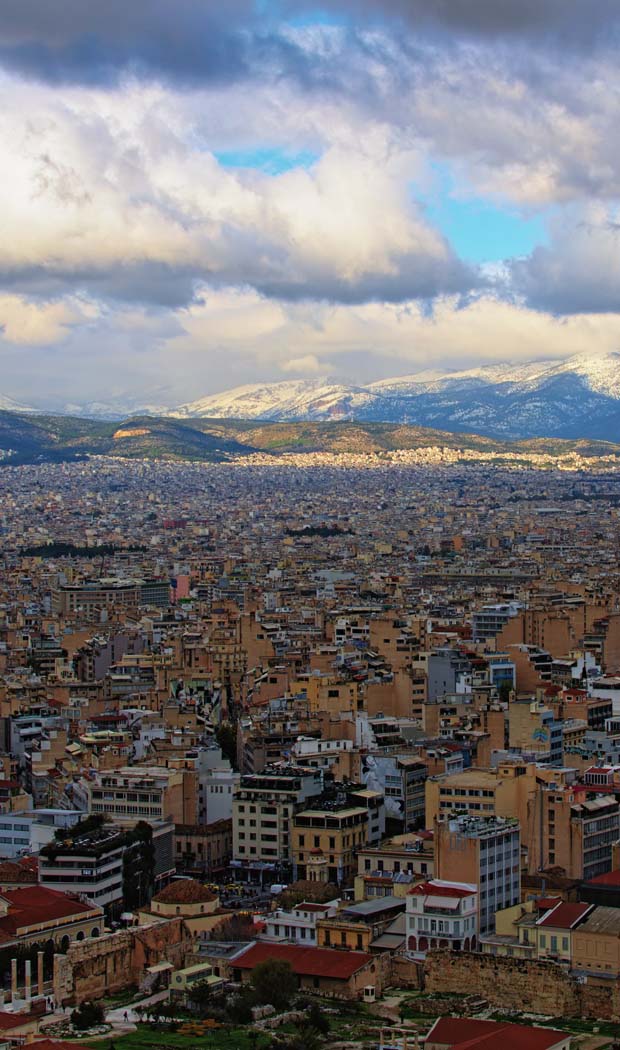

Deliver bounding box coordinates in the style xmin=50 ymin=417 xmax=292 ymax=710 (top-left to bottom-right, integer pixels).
xmin=535 ymin=900 xmax=593 ymax=964
xmin=581 ymin=866 xmax=620 ymax=909
xmin=425 ymin=1017 xmax=570 ymax=1050
xmin=0 ymin=1011 xmax=41 ymax=1041
xmin=0 ymin=886 xmax=103 ymax=952
xmin=230 ymin=940 xmax=385 ymax=998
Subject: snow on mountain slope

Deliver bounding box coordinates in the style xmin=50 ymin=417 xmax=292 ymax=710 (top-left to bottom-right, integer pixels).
xmin=171 ymin=352 xmax=620 ymax=441
xmin=370 ymin=352 xmax=620 ymax=398
xmin=174 ymin=379 xmax=380 ymax=421
xmin=0 ymin=395 xmax=36 ymax=413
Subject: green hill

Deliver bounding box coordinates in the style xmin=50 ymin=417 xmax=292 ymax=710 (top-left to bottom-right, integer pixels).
xmin=0 ymin=411 xmax=618 ymax=465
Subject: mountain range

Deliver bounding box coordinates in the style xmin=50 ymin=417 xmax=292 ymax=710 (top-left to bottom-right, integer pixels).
xmin=172 ymin=352 xmax=620 ymax=441
xmin=5 ymin=352 xmax=620 ymax=441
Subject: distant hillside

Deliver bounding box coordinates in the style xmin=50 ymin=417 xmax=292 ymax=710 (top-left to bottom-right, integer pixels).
xmin=0 ymin=410 xmax=618 ymax=466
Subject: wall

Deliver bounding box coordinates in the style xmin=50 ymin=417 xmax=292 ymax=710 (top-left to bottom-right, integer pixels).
xmin=423 ymin=949 xmax=620 ymax=1021
xmin=54 ymin=918 xmax=191 ymax=1005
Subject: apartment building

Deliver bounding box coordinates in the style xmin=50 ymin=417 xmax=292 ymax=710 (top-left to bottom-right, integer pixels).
xmin=263 ymin=899 xmax=339 ymax=944
xmin=435 ymin=814 xmax=521 ymax=936
xmin=39 ymin=818 xmax=174 ymax=916
xmin=406 ymin=879 xmax=478 ymax=957
xmin=425 ymin=761 xmax=538 ymax=829
xmin=292 ymin=798 xmax=370 ymax=885
xmin=232 ymin=767 xmax=323 ymax=867
xmin=528 ymin=784 xmax=620 ymax=880
xmin=355 ymin=833 xmax=434 ymax=899
xmin=86 ymin=765 xmax=197 ymax=824
xmin=508 ymin=699 xmax=563 ymax=764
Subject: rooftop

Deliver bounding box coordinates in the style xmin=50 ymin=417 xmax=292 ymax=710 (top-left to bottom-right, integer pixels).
xmin=233 ymin=941 xmax=374 ymax=980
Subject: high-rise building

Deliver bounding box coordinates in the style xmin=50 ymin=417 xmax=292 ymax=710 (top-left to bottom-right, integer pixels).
xmin=435 ymin=814 xmax=521 ymax=936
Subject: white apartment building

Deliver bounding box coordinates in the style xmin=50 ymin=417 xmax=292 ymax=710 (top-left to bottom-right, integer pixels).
xmin=406 ymin=879 xmax=478 ymax=958
xmin=263 ymin=899 xmax=339 ymax=944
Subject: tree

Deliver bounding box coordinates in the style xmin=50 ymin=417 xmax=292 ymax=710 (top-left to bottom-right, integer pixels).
xmin=71 ymin=1001 xmax=105 ymax=1030
xmin=498 ymin=681 xmax=512 ymax=705
xmin=226 ymin=986 xmax=256 ymax=1024
xmin=278 ymin=881 xmax=338 ymax=910
xmin=211 ymin=913 xmax=256 ymax=941
xmin=186 ymin=980 xmax=213 ymax=1016
xmin=216 ymin=722 xmax=238 ymax=769
xmin=250 ymin=959 xmax=297 ymax=1010
xmin=302 ymin=1002 xmax=330 ymax=1036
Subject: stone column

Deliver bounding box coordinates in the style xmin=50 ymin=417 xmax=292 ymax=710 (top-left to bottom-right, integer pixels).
xmin=24 ymin=959 xmax=32 ymax=1003
xmin=37 ymin=951 xmax=45 ymax=998
xmin=10 ymin=958 xmax=17 ymax=1003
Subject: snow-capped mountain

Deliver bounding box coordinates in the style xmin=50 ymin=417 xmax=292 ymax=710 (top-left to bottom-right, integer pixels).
xmin=174 ymin=380 xmax=380 ymax=421
xmin=173 ymin=352 xmax=620 ymax=441
xmin=0 ymin=395 xmax=36 ymax=413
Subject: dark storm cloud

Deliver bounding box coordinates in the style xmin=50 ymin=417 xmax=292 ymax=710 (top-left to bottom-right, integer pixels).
xmin=510 ymin=215 xmax=620 ymax=315
xmin=1 ymin=0 xmax=618 ymax=88
xmin=327 ymin=0 xmax=620 ymax=44
xmin=0 ymin=247 xmax=478 ymax=310
xmin=0 ymin=0 xmax=276 ymax=85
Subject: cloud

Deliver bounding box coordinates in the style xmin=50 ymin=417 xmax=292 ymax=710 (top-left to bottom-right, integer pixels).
xmin=169 ymin=287 xmax=620 ymax=382
xmin=6 ymin=287 xmax=620 ymax=409
xmin=0 ymin=294 xmax=85 ymax=345
xmin=511 ymin=207 xmax=620 ymax=313
xmin=281 ymin=354 xmax=325 ymax=374
xmin=0 ymin=80 xmax=475 ymax=307
xmin=0 ymin=0 xmax=618 ymax=93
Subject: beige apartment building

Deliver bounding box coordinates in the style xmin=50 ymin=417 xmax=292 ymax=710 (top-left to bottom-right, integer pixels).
xmin=233 ymin=768 xmax=323 ymax=866
xmin=292 ymin=803 xmax=369 ymax=885
xmin=527 ymin=785 xmax=620 ymax=880
xmin=87 ymin=766 xmax=197 ymax=824
xmin=425 ymin=762 xmax=539 ymax=830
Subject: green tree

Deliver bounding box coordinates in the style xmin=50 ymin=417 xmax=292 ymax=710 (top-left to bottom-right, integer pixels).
xmin=122 ymin=821 xmax=155 ymax=909
xmin=71 ymin=1001 xmax=105 ymax=1030
xmin=187 ymin=979 xmax=213 ymax=1016
xmin=498 ymin=681 xmax=513 ymax=705
xmin=302 ymin=1001 xmax=330 ymax=1036
xmin=216 ymin=722 xmax=238 ymax=769
xmin=278 ymin=881 xmax=337 ymax=909
xmin=250 ymin=959 xmax=297 ymax=1010
xmin=226 ymin=985 xmax=256 ymax=1024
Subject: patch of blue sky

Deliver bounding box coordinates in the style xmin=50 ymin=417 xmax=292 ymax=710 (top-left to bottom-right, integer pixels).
xmin=214 ymin=146 xmax=318 ymax=175
xmin=416 ymin=164 xmax=549 ymax=263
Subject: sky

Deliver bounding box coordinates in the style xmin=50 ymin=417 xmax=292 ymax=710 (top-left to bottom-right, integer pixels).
xmin=2 ymin=0 xmax=620 ymax=411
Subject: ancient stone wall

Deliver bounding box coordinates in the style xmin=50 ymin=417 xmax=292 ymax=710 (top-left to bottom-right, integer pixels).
xmin=423 ymin=951 xmax=620 ymax=1021
xmin=54 ymin=919 xmax=191 ymax=1005
xmin=390 ymin=955 xmax=424 ymax=990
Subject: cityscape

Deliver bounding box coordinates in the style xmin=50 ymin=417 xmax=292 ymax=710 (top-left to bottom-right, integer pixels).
xmin=3 ymin=2 xmax=620 ymax=1050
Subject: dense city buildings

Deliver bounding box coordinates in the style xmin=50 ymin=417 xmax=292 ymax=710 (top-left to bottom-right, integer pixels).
xmin=1 ymin=455 xmax=620 ymax=1034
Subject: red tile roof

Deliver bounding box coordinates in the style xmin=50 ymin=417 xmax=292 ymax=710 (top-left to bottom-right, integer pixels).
xmin=409 ymin=881 xmax=475 ymax=898
xmin=233 ymin=941 xmax=374 ymax=980
xmin=153 ymin=879 xmax=217 ymax=905
xmin=33 ymin=1040 xmax=92 ymax=1050
xmin=0 ymin=886 xmax=98 ymax=936
xmin=427 ymin=1017 xmax=568 ymax=1050
xmin=537 ymin=902 xmax=592 ymax=929
xmin=536 ymin=897 xmax=562 ymax=911
xmin=0 ymin=860 xmax=38 ymax=885
xmin=587 ymin=868 xmax=620 ymax=886
xmin=0 ymin=1012 xmax=38 ymax=1030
